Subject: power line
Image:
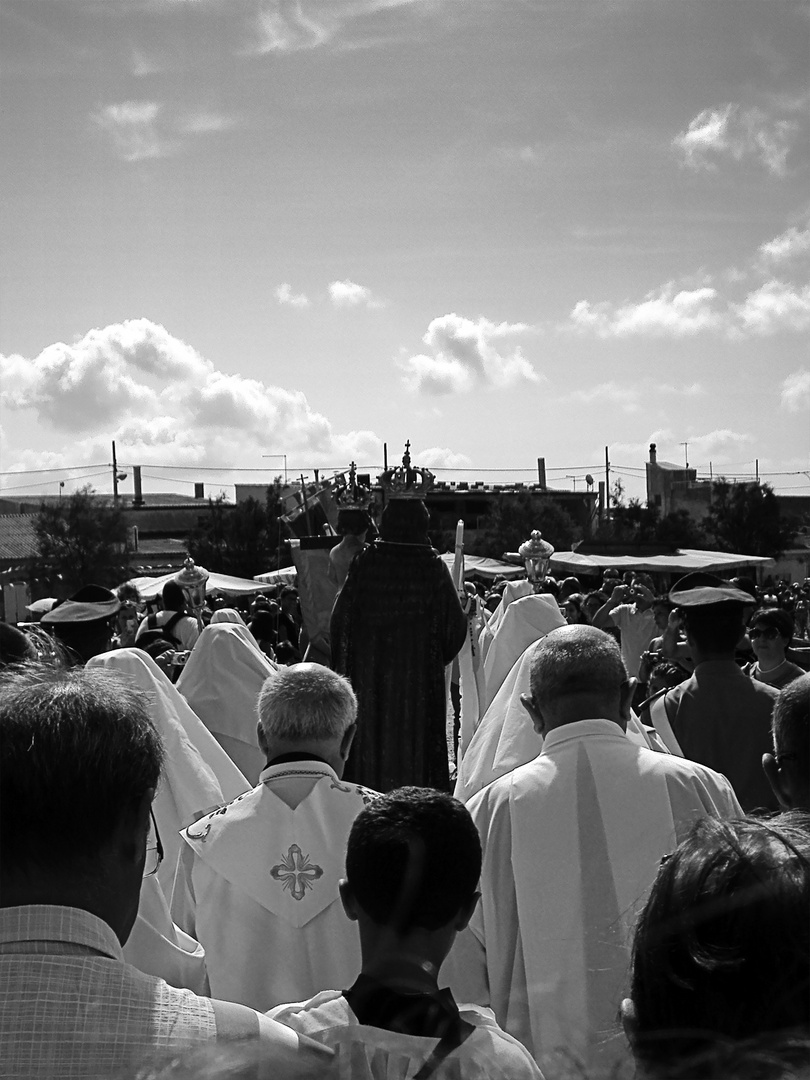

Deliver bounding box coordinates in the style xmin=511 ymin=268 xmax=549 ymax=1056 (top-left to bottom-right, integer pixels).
xmin=0 ymin=463 xmax=107 ymax=477
xmin=0 ymin=470 xmax=112 ymax=494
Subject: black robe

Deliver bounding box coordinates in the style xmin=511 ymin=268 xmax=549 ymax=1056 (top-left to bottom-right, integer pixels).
xmin=331 ymin=541 xmax=467 ymax=792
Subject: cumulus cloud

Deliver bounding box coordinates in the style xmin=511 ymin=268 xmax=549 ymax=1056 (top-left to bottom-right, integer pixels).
xmin=731 ymin=281 xmax=810 ymax=335
xmin=400 ymin=313 xmax=539 ymax=396
xmin=569 ymin=274 xmax=810 ymax=340
xmin=328 ymin=280 xmax=382 ymax=308
xmin=413 ymin=447 xmax=473 ymax=470
xmin=757 ymin=222 xmax=810 ymax=266
xmin=93 ymin=101 xmax=234 ymax=162
xmin=781 ymin=369 xmax=810 ymax=412
xmin=275 ymin=283 xmax=311 ymax=308
xmin=672 ymin=103 xmax=799 ymax=175
xmin=570 ymin=285 xmax=723 ymax=338
xmin=0 ymin=319 xmax=383 ymax=469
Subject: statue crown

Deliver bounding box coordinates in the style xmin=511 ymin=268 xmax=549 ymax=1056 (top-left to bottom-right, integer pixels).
xmin=333 ymin=462 xmax=372 ymax=510
xmin=377 ymin=442 xmax=435 ymax=500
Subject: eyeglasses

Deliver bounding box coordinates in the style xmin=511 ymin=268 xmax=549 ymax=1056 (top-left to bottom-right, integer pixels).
xmin=143 ymin=809 xmax=164 ymax=879
xmin=749 ymin=626 xmax=780 ymax=641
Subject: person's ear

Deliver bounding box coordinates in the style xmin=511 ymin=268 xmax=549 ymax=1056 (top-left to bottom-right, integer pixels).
xmin=620 ymin=997 xmax=638 ymax=1046
xmin=619 ymin=678 xmax=636 ymax=723
xmin=340 ymin=723 xmax=357 ymax=761
xmin=763 ymin=752 xmax=793 ymax=811
xmin=256 ymin=723 xmax=270 ymax=758
xmin=453 ymin=892 xmax=480 ymax=932
xmin=339 ymin=879 xmax=359 ymax=921
xmin=520 ymin=694 xmax=545 ymax=735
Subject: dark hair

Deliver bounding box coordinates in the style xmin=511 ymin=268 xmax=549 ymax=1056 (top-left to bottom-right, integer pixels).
xmin=346 ymin=787 xmax=481 ymax=932
xmin=380 ymin=500 xmax=430 ymax=544
xmin=562 ymin=593 xmax=589 ymax=624
xmin=681 ymin=602 xmax=745 ymax=654
xmin=0 ymin=623 xmax=36 ymax=668
xmin=772 ymin=672 xmax=809 ymax=771
xmin=162 ymin=581 xmax=186 ymax=612
xmin=558 ymin=576 xmax=582 ymax=600
xmin=0 ymin=663 xmax=164 ymax=870
xmin=750 ymin=607 xmax=794 ymax=645
xmin=337 ymin=508 xmax=371 ymax=536
xmin=50 ymin=618 xmax=114 ymax=665
xmin=649 ymin=661 xmax=686 ymax=690
xmin=536 ymin=578 xmax=560 ymax=599
xmin=629 ymin=814 xmax=810 ymax=1075
xmin=249 ymin=611 xmax=277 ymax=640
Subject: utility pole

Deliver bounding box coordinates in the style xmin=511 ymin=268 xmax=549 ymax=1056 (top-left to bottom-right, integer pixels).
xmin=680 ymin=442 xmax=689 ymax=468
xmin=112 ymin=441 xmax=120 ymax=504
xmin=262 ymin=454 xmax=288 ymax=484
xmin=604 ymin=446 xmax=610 ymax=507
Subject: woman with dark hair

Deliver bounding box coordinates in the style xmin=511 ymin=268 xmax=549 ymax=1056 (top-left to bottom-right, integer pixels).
xmin=561 ymin=592 xmax=589 ymax=625
xmin=624 ymin=813 xmax=810 ymax=1079
xmin=744 ymin=607 xmax=804 ymax=690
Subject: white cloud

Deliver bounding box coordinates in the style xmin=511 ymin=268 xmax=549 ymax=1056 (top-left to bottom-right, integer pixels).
xmin=400 ymin=313 xmax=539 ymax=396
xmin=611 ymin=429 xmax=753 ymax=465
xmin=570 ymin=285 xmax=722 ymax=338
xmin=0 ymin=319 xmax=384 ymax=469
xmin=732 ymin=280 xmax=810 ymax=336
xmin=249 ymin=0 xmax=430 ymax=55
xmin=672 ymin=103 xmax=799 ymax=176
xmin=757 ymin=223 xmax=810 ymax=266
xmin=92 ymin=101 xmax=170 ymax=163
xmin=93 ymin=101 xmax=235 ymax=162
xmin=328 ymin=279 xmax=382 ymax=308
xmin=781 ymin=369 xmax=810 ymax=412
xmin=413 ymin=447 xmax=473 ymax=470
xmin=275 ymin=282 xmax=311 ymax=308
xmin=566 ymin=382 xmax=642 ymax=413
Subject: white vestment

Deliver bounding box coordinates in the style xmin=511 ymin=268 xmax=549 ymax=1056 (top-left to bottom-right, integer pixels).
xmin=478 ymin=581 xmax=533 ymax=667
xmin=444 ymin=720 xmax=743 ymax=1071
xmin=455 ymin=642 xmax=665 ymax=804
xmin=269 ymin=990 xmax=542 ymax=1080
xmin=177 ymin=623 xmax=279 ymax=784
xmin=481 ymin=596 xmax=565 ymax=711
xmin=210 ymin=608 xmax=246 ymax=624
xmin=173 ymin=760 xmax=378 ymax=1011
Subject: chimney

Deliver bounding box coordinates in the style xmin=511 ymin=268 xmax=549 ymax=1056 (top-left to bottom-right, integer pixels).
xmin=132 ymin=465 xmax=145 ymax=507
xmin=537 ymin=457 xmax=547 ymax=489
xmin=194 ymin=483 xmax=205 ymax=499
xmin=649 ymin=443 xmax=657 ymax=464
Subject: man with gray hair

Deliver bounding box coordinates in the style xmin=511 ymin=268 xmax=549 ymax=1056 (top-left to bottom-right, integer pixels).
xmin=444 ymin=625 xmax=742 ymax=1075
xmin=173 ymin=663 xmax=379 ymax=1011
xmin=763 ymin=671 xmax=810 ymax=811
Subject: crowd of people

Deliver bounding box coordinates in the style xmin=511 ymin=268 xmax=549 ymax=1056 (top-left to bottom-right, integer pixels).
xmin=1 ymin=511 xmax=809 ymax=1080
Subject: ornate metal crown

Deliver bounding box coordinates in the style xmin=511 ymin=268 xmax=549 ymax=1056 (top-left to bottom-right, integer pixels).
xmin=333 ymin=462 xmax=372 ymax=510
xmin=377 ymin=442 xmax=435 ymax=500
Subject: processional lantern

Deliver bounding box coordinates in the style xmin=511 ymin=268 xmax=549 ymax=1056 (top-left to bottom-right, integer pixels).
xmin=174 ymin=556 xmax=209 ymax=631
xmin=518 ymin=530 xmax=555 ymax=592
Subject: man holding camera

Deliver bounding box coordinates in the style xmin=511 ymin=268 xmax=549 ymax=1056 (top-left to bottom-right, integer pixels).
xmin=591 ymin=573 xmax=662 ymax=678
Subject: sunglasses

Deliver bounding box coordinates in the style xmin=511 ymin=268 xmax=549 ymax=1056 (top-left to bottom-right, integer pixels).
xmin=749 ymin=626 xmax=780 ymax=641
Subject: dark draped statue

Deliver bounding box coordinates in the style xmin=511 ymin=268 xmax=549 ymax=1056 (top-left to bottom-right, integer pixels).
xmin=330 ymin=500 xmax=467 ymax=792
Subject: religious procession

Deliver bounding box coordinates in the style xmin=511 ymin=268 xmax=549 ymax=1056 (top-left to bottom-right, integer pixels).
xmin=1 ymin=446 xmax=809 ymax=1080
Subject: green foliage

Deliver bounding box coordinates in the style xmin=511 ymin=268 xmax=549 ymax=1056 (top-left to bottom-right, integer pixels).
xmin=704 ymin=480 xmax=795 ymax=558
xmin=470 ymin=493 xmax=581 ymax=558
xmin=188 ymin=484 xmax=291 ymax=578
xmin=29 ymin=487 xmax=130 ymax=595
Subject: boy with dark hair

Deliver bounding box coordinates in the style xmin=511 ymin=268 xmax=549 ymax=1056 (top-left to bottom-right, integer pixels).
xmin=270 ymin=787 xmax=541 ymax=1079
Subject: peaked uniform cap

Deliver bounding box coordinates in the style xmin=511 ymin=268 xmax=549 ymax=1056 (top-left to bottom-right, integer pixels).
xmin=41 ymin=584 xmax=121 ymax=624
xmin=668 ymin=572 xmax=753 ymax=608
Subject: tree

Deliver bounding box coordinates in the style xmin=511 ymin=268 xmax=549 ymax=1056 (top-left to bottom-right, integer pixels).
xmin=188 ymin=484 xmax=292 ymax=579
xmin=470 ymin=493 xmax=581 ymax=559
xmin=704 ymin=480 xmax=795 ymax=558
xmin=29 ymin=487 xmax=130 ymax=595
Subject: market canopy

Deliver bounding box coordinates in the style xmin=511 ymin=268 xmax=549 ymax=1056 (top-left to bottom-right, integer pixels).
xmin=125 ymin=571 xmax=279 ymax=601
xmin=548 ymin=548 xmax=774 ymax=574
xmin=439 ymin=554 xmax=526 ymax=581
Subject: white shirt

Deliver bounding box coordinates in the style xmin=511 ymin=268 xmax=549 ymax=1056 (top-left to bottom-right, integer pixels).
xmin=269 ymin=989 xmax=543 ymax=1080
xmin=0 ymin=906 xmax=320 ymax=1080
xmin=173 ymin=760 xmax=378 ymax=1011
xmin=444 ymin=720 xmax=743 ymax=1071
xmin=609 ymin=604 xmax=657 ymax=678
xmin=136 ymin=609 xmax=200 ymax=651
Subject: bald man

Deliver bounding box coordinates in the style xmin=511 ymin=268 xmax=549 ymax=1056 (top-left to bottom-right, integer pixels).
xmin=173 ymin=664 xmax=380 ymax=1011
xmin=444 ymin=625 xmax=742 ymax=1074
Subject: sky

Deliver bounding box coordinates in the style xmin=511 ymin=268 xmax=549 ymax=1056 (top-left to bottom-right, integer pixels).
xmin=1 ymin=0 xmax=808 ymax=507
